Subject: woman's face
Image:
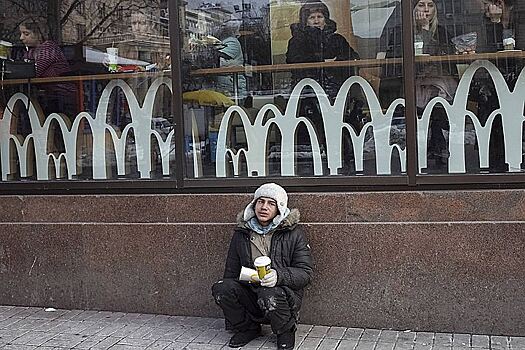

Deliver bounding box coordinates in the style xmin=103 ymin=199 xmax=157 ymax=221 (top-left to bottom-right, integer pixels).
xmin=19 ymin=25 xmax=41 ymax=47
xmin=414 ymin=0 xmax=436 ymax=19
xmin=306 ymin=11 xmax=326 ymax=29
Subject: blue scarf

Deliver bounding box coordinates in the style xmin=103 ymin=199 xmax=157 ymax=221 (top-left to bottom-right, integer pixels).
xmin=247 ymin=217 xmax=278 ymax=235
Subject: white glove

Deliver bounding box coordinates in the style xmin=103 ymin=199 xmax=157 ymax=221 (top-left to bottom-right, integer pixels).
xmin=260 ymin=269 xmax=277 ymax=288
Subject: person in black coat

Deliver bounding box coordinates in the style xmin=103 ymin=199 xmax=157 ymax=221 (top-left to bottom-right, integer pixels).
xmin=212 ymin=183 xmax=313 ymax=349
xmin=286 ymin=0 xmax=359 ymax=98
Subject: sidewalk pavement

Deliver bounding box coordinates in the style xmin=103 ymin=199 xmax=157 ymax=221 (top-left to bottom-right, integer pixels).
xmin=0 ymin=306 xmax=523 ymax=350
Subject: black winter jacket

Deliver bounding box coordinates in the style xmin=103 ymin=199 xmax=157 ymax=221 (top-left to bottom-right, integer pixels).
xmin=286 ymin=21 xmax=359 ymax=97
xmin=223 ymin=209 xmax=313 ymax=303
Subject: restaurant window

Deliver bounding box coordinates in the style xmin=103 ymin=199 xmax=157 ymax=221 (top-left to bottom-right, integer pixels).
xmin=0 ymin=0 xmax=173 ymax=182
xmin=180 ymin=0 xmax=406 ymax=179
xmin=413 ymin=0 xmax=525 ymax=175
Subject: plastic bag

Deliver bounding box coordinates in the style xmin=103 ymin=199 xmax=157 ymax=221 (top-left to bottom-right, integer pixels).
xmin=451 ymin=32 xmax=478 ymax=54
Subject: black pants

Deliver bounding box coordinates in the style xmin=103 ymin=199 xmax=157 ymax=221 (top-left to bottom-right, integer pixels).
xmin=211 ymin=278 xmax=297 ymax=335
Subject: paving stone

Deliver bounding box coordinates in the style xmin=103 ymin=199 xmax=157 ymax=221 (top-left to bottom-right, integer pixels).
xmin=414 ymin=332 xmax=433 ymax=345
xmin=361 ymin=329 xmax=381 ymax=342
xmin=379 ymin=330 xmax=399 ymax=343
xmin=434 ymin=333 xmax=453 ymax=347
xmin=413 ymin=345 xmax=431 ymax=350
xmin=107 ymin=345 xmax=144 ymax=350
xmin=317 ymin=337 xmax=341 ymax=350
xmin=27 ymin=309 xmax=68 ymax=320
xmin=67 ymin=310 xmax=101 ymax=321
xmin=72 ymin=335 xmax=108 ymax=349
xmin=32 ymin=319 xmax=67 ymax=332
xmin=397 ymin=331 xmax=416 ymax=344
xmin=77 ymin=321 xmax=112 ymax=336
xmin=0 ymin=317 xmax=25 ymax=329
xmin=356 ymin=340 xmax=377 ymax=350
xmin=193 ymin=329 xmax=220 ymax=343
xmin=128 ymin=325 xmax=156 ymax=338
xmin=343 ymin=328 xmax=364 ymax=340
xmin=117 ymin=336 xmax=156 ymax=347
xmin=111 ymin=324 xmax=143 ymax=337
xmin=471 ymin=335 xmax=490 ymax=348
xmin=326 ymin=326 xmax=347 ymax=339
xmin=297 ymin=324 xmax=314 ymax=336
xmin=182 ymin=343 xmax=225 ymax=349
xmin=158 ymin=327 xmax=187 ymax=341
xmin=176 ymin=327 xmax=204 ymax=342
xmin=9 ymin=307 xmax=40 ymax=318
xmin=309 ymin=325 xmax=331 ymax=338
xmin=13 ymin=330 xmax=57 ymax=346
xmin=431 ymin=346 xmax=452 ymax=350
xmin=510 ymin=336 xmax=525 ymax=349
xmin=492 ymin=336 xmax=509 ymax=348
xmin=163 ymin=342 xmax=192 ymax=350
xmin=145 ymin=339 xmax=172 ymax=349
xmin=208 ymin=329 xmax=232 ymax=345
xmin=393 ymin=341 xmax=414 ymax=350
xmin=2 ymin=345 xmax=38 ymax=349
xmin=375 ymin=342 xmax=396 ymax=350
xmin=453 ymin=333 xmax=471 ymax=347
xmin=90 ymin=336 xmax=123 ymax=349
xmin=95 ymin=322 xmax=127 ymax=337
xmin=42 ymin=333 xmax=85 ymax=347
xmin=337 ymin=339 xmax=359 ymax=349
xmin=298 ymin=336 xmax=323 ymax=349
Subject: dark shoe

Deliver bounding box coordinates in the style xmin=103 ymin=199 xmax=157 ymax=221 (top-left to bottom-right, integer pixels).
xmin=229 ymin=328 xmax=260 ymax=348
xmin=277 ymin=326 xmax=296 ymax=349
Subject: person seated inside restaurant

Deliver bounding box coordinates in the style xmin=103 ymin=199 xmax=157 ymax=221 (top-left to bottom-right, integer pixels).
xmin=462 ymin=0 xmax=524 ymax=172
xmin=19 ymin=20 xmax=77 ymax=119
xmin=379 ymin=0 xmax=457 ymax=169
xmin=412 ymin=0 xmax=457 ymax=168
xmin=285 ymin=0 xmax=360 ymax=165
xmin=285 ymin=0 xmax=359 ymax=99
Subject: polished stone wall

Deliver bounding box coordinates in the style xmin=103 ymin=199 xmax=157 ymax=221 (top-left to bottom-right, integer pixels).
xmin=1 ymin=190 xmax=524 ymax=335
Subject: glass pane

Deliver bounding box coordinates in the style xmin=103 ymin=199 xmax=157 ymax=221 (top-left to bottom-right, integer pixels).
xmin=0 ymin=0 xmax=173 ymax=181
xmin=415 ymin=0 xmax=525 ymax=174
xmin=181 ymin=0 xmax=405 ymax=178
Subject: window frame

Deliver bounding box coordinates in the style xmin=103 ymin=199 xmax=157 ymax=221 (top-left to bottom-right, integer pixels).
xmin=1 ymin=0 xmax=525 ymax=194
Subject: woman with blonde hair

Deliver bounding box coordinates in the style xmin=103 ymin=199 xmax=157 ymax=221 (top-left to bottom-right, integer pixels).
xmin=413 ymin=0 xmax=454 ymax=55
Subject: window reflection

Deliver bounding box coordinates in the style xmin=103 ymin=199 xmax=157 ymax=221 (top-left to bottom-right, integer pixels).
xmin=182 ymin=0 xmax=406 ymax=178
xmin=414 ymin=0 xmax=525 ymax=174
xmin=0 ymin=0 xmax=173 ymax=181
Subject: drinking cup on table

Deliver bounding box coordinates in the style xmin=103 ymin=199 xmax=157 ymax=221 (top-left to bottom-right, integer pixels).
xmin=106 ymin=47 xmax=119 ymax=72
xmin=0 ymin=40 xmax=13 ymax=60
xmin=414 ymin=41 xmax=424 ymax=56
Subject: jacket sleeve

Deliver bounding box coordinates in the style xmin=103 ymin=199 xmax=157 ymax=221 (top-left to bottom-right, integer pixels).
xmin=223 ymin=232 xmax=242 ymax=279
xmin=275 ymin=227 xmax=313 ymax=290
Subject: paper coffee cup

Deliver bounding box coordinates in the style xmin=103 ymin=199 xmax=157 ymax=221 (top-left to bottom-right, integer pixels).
xmin=239 ymin=266 xmax=259 ymax=283
xmin=106 ymin=47 xmax=119 ymax=72
xmin=414 ymin=41 xmax=424 ymax=56
xmin=0 ymin=40 xmax=13 ymax=60
xmin=254 ymin=256 xmax=271 ymax=280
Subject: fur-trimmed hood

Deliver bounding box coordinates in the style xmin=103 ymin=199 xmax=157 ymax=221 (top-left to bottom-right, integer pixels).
xmin=236 ymin=208 xmax=301 ymax=231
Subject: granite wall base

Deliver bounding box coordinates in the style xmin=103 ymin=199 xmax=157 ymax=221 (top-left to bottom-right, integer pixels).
xmin=0 ymin=191 xmax=524 ymax=335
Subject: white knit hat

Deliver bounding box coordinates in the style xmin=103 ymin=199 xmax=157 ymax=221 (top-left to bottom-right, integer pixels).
xmin=243 ymin=183 xmax=290 ymax=224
